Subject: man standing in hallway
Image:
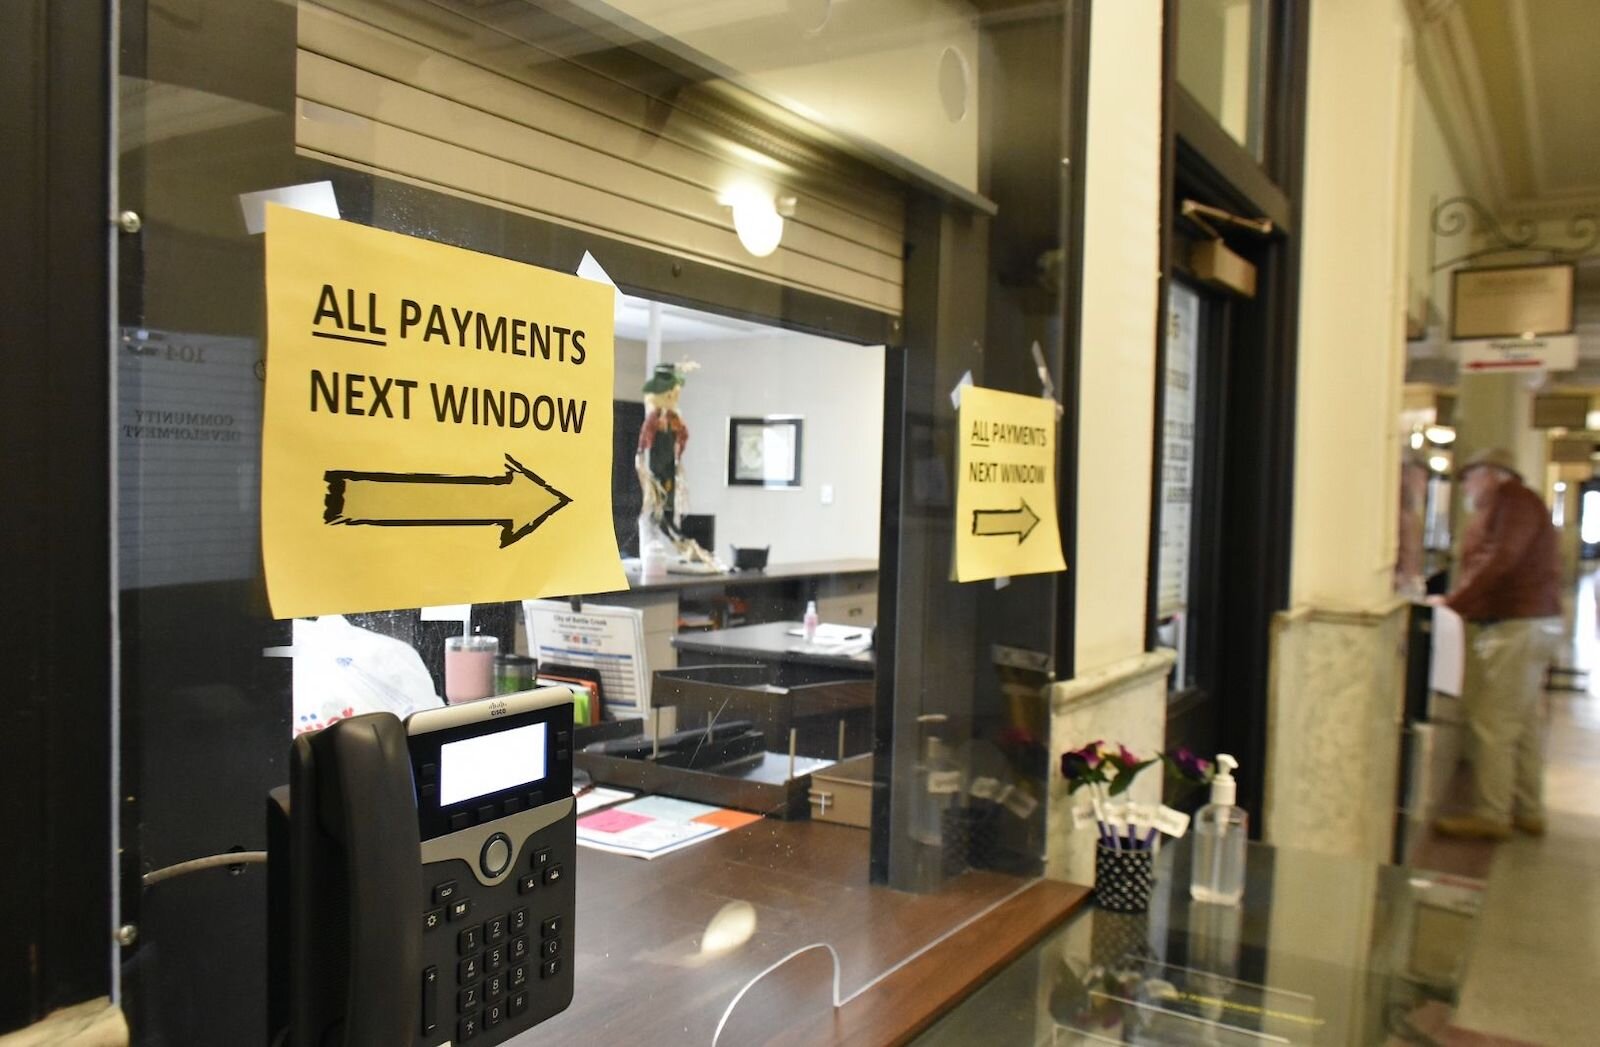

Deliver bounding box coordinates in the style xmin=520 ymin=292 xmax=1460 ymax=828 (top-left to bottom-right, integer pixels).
xmin=1434 ymin=448 xmax=1562 ymax=840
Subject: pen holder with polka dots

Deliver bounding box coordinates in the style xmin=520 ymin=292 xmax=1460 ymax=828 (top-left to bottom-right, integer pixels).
xmin=1094 ymin=842 xmax=1155 ymax=913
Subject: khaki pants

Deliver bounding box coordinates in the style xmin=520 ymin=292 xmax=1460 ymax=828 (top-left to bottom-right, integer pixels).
xmin=1463 ymin=617 xmax=1559 ymax=823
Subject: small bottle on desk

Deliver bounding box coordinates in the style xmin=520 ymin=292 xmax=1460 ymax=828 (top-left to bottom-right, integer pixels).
xmin=1190 ymin=754 xmax=1247 ymax=905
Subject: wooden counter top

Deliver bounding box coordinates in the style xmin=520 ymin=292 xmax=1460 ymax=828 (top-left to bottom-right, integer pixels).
xmin=530 ymin=818 xmax=1080 ymax=1045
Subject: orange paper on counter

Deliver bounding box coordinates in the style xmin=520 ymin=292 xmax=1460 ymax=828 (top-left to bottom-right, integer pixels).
xmin=692 ymin=809 xmax=762 ymax=830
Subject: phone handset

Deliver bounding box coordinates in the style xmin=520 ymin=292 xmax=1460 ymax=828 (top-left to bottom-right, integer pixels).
xmin=273 ymin=712 xmax=422 ymax=1046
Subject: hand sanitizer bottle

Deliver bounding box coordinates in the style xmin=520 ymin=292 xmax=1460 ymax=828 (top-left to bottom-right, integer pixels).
xmin=803 ymin=599 xmax=819 ymax=643
xmin=1190 ymin=754 xmax=1247 ymax=905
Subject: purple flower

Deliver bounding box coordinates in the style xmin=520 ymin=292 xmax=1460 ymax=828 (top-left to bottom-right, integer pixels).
xmin=1164 ymin=747 xmax=1214 ymax=783
xmin=1061 ymin=751 xmax=1092 ymax=781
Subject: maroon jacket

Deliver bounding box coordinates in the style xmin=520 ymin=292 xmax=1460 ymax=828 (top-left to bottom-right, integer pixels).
xmin=1445 ymin=478 xmax=1561 ymax=622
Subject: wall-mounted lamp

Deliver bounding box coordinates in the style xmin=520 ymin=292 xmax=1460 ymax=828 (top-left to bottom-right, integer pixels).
xmin=719 ymin=184 xmax=796 ymax=259
xmin=1424 ymin=425 xmax=1455 ymax=445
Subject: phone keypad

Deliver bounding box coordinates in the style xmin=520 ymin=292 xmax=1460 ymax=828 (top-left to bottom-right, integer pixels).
xmin=437 ymin=899 xmax=562 ymax=1043
xmin=420 ymin=818 xmax=570 ymax=1045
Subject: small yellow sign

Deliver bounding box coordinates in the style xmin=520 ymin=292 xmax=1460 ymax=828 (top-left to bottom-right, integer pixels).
xmin=953 ymin=386 xmax=1068 ymax=582
xmin=262 ymin=205 xmax=625 ymax=618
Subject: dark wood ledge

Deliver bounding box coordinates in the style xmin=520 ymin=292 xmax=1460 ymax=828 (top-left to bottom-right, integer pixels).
xmin=768 ymin=878 xmax=1091 ymax=1047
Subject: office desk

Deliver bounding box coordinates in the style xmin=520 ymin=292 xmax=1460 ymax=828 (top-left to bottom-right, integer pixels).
xmin=532 ymin=819 xmax=1076 ymax=1046
xmin=595 ymin=558 xmax=879 ymax=596
xmin=568 ymin=560 xmax=877 ymax=683
xmin=673 ymin=621 xmax=875 ymax=686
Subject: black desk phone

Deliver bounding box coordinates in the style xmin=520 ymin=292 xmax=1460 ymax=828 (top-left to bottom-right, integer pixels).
xmin=268 ymin=687 xmax=576 ymax=1046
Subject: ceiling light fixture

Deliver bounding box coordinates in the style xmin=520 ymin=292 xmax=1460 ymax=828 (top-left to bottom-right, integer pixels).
xmin=719 ymin=184 xmax=793 ymax=259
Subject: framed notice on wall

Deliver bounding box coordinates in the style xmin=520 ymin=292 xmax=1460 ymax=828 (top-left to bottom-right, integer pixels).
xmin=1451 ymin=263 xmax=1575 ymax=340
xmin=727 ymin=416 xmax=803 ymax=487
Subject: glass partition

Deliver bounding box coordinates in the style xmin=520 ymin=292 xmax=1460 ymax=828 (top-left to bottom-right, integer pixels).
xmin=1177 ymin=0 xmax=1269 ymax=158
xmin=116 ymin=0 xmax=1080 ymax=1041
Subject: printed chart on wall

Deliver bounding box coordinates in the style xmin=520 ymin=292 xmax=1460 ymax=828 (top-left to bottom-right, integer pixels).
xmin=262 ymin=205 xmax=625 ymax=618
xmin=953 ymin=385 xmax=1067 ymax=582
xmin=1157 ymin=283 xmax=1199 ymax=619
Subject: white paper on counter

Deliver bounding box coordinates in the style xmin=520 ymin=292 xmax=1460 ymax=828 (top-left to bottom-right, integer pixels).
xmin=574 ymin=786 xmax=635 ymax=815
xmin=1430 ymin=604 xmax=1465 ymax=697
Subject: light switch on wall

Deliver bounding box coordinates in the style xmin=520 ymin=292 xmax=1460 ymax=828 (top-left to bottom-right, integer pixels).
xmin=820 ymin=484 xmax=835 ymax=505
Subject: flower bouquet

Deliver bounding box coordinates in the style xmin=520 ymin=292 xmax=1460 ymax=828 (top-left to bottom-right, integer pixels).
xmin=1061 ymin=741 xmax=1213 ymax=911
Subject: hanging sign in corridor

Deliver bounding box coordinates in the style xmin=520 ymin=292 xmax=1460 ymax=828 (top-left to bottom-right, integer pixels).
xmin=953 ymin=385 xmax=1068 ymax=583
xmin=262 ymin=205 xmax=624 ymax=618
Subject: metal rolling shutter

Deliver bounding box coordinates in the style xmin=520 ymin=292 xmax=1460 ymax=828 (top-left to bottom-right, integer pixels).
xmin=297 ymin=0 xmax=906 ymax=316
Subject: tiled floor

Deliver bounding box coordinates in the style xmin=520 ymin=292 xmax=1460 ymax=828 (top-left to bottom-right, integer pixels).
xmin=1447 ymin=570 xmax=1600 ymax=1046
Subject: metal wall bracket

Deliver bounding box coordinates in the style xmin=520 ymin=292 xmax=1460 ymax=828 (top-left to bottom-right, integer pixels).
xmin=1430 ymin=195 xmax=1600 ymax=272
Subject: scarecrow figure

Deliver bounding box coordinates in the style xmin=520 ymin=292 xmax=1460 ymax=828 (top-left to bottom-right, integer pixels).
xmin=635 ymin=362 xmax=719 ymax=568
xmin=636 ymin=362 xmax=690 ymax=540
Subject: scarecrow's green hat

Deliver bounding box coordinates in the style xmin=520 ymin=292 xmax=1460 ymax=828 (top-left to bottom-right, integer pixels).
xmin=642 ymin=363 xmax=685 ymax=395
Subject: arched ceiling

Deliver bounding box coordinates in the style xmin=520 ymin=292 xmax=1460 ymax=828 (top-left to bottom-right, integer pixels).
xmin=1411 ymin=0 xmax=1600 ymax=220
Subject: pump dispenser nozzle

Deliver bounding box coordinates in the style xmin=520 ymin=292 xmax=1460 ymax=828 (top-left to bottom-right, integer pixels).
xmin=1211 ymin=754 xmax=1238 ymax=807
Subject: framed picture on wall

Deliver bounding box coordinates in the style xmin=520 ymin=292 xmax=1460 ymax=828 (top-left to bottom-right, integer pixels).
xmin=727 ymin=416 xmax=803 ymax=487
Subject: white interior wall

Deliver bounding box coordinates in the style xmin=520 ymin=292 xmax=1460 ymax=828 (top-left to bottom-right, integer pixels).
xmin=629 ymin=334 xmax=886 ymax=564
xmin=1073 ymin=0 xmax=1163 ymax=674
xmin=1291 ymin=0 xmax=1415 ymax=610
xmin=614 ymin=336 xmax=648 ymax=401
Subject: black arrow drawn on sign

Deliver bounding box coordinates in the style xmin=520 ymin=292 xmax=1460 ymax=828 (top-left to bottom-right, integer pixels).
xmin=323 ymin=454 xmax=572 ymax=548
xmin=971 ymin=499 xmax=1041 ymax=543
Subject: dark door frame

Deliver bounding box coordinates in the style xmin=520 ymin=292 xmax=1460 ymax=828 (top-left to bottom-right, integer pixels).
xmin=1148 ymin=0 xmax=1310 ymax=825
xmin=0 ymin=0 xmax=115 ymax=1032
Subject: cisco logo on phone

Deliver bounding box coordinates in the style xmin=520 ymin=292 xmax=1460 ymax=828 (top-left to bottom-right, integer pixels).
xmin=487 ymin=700 xmax=508 ymax=717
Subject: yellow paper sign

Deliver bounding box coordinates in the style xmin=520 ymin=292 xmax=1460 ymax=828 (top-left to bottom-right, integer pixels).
xmin=262 ymin=205 xmax=625 ymax=618
xmin=953 ymin=386 xmax=1068 ymax=582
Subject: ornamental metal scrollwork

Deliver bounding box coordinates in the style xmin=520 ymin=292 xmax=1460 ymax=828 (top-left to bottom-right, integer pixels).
xmin=1430 ymin=195 xmax=1600 ymax=271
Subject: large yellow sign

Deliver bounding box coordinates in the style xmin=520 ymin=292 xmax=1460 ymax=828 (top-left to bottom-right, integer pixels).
xmin=953 ymin=386 xmax=1068 ymax=583
xmin=262 ymin=205 xmax=625 ymax=618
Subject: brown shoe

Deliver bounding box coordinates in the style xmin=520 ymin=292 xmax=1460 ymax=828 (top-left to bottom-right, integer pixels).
xmin=1513 ymin=815 xmax=1547 ymax=836
xmin=1434 ymin=815 xmax=1512 ymax=840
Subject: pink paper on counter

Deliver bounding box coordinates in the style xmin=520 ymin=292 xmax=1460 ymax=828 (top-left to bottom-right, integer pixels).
xmin=578 ymin=809 xmax=652 ymax=834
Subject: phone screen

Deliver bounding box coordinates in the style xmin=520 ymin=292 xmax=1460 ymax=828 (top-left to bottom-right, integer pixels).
xmin=438 ymin=722 xmax=549 ymax=805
